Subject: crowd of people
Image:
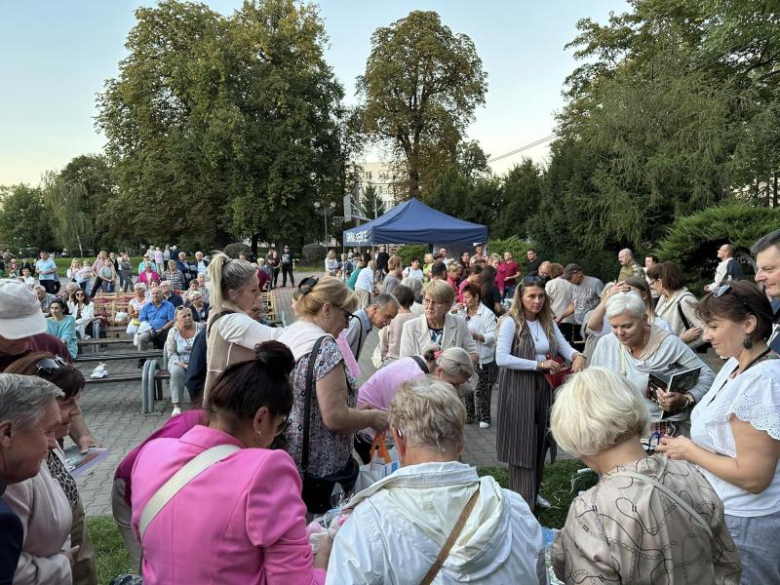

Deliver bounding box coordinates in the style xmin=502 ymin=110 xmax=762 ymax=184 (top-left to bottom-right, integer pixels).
xmin=0 ymin=230 xmax=779 ymax=584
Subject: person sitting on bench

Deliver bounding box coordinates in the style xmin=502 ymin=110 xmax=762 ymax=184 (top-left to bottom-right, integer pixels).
xmin=137 ymin=287 xmax=175 ymax=351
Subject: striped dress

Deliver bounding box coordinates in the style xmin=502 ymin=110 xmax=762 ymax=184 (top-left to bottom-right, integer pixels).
xmin=496 ymin=318 xmax=560 ymax=508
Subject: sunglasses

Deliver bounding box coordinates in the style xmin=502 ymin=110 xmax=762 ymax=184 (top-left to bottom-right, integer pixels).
xmin=36 ymin=356 xmax=67 ymax=375
xmin=714 ymin=284 xmax=752 ymax=313
xmin=298 ymin=276 xmax=319 ymax=295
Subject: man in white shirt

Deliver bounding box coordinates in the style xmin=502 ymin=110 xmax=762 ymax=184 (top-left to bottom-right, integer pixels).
xmin=355 ymin=261 xmax=375 ymax=308
xmin=705 ymin=243 xmax=743 ymax=292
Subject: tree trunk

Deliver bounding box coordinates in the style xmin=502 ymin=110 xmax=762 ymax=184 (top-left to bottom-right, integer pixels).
xmin=251 ymin=234 xmax=259 ymax=257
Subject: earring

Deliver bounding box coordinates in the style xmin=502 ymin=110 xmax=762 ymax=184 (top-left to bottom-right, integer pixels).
xmin=743 ymin=337 xmax=754 ymax=350
xmin=253 ymin=431 xmax=262 ymax=446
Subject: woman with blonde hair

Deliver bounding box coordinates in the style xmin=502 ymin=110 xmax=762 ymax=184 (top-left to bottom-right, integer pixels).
xmin=327 ymin=377 xmax=547 ymax=584
xmin=359 ymin=344 xmax=475 ymax=412
xmin=550 ymin=367 xmax=740 ymax=584
xmin=399 ymin=279 xmax=478 ymax=364
xmin=165 ymin=306 xmax=204 ymax=417
xmin=495 ymin=280 xmax=584 ymax=511
xmin=325 ymin=250 xmax=339 ymax=275
xmin=203 ymin=252 xmax=281 ymax=399
xmin=278 ymin=276 xmax=387 ymax=513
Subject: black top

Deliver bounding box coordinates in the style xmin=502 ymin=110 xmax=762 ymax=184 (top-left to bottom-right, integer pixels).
xmin=526 ymin=258 xmax=542 ymax=277
xmin=0 ymin=482 xmax=23 ymax=585
xmin=184 ymin=326 xmax=208 ymax=403
xmin=375 ymin=252 xmax=390 ymax=272
xmin=481 ymin=284 xmax=503 ymax=316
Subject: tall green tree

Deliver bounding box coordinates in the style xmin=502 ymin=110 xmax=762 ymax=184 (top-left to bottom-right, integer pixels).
xmin=492 ymin=158 xmax=543 ymax=240
xmin=96 ymin=0 xmax=346 ymax=249
xmin=361 ymin=184 xmax=384 ymax=219
xmin=43 ymin=154 xmax=118 ymax=256
xmin=0 ymin=185 xmax=56 ymax=253
xmin=358 ymin=11 xmax=488 ymax=198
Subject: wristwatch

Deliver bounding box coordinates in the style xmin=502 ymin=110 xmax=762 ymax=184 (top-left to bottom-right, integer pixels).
xmin=536 ymin=361 xmax=544 ymax=372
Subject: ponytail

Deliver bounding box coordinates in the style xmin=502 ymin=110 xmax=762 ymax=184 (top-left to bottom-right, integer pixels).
xmin=207 ymin=252 xmax=257 ymax=326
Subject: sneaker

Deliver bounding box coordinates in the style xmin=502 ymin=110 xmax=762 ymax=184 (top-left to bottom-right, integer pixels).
xmin=479 ymin=421 xmax=490 ymax=429
xmin=171 ymin=407 xmax=182 ymax=417
xmin=535 ymin=494 xmax=552 ymax=509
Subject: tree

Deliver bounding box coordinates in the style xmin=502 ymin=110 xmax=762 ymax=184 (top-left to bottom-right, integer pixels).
xmin=43 ymin=154 xmax=118 ymax=255
xmin=0 ymin=185 xmax=56 ymax=253
xmin=96 ymin=0 xmax=346 ymax=249
xmin=493 ymin=158 xmax=543 ymax=240
xmin=361 ymin=184 xmax=384 ymax=219
xmin=358 ymin=11 xmax=488 ymax=198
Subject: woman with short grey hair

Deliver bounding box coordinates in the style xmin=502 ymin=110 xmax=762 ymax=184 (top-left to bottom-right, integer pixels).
xmin=590 ymin=292 xmax=714 ymax=440
xmin=0 ymin=374 xmax=65 ymax=584
xmin=551 ymin=368 xmax=740 ymax=583
xmin=326 ymin=376 xmax=547 ymax=584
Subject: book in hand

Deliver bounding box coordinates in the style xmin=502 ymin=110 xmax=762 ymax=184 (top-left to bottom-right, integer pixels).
xmin=647 ymin=364 xmax=701 ymax=399
xmin=63 ymin=446 xmax=110 ymax=478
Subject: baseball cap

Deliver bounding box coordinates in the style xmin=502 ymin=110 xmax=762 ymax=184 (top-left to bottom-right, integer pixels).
xmin=0 ymin=279 xmax=47 ymax=340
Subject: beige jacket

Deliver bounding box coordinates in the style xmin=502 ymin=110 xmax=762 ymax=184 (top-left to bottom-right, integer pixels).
xmin=399 ymin=313 xmax=478 ymax=361
xmin=654 ymin=288 xmax=706 ymax=349
xmin=5 ymin=459 xmax=73 ymax=585
xmin=552 ymin=455 xmax=741 ymax=584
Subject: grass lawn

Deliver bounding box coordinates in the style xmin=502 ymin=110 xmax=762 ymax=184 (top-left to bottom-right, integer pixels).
xmin=88 ymin=460 xmax=594 ymax=583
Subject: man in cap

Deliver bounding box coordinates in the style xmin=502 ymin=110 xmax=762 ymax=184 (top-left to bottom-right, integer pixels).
xmin=562 ymin=264 xmax=604 ymax=344
xmin=0 ymin=279 xmax=100 ymax=453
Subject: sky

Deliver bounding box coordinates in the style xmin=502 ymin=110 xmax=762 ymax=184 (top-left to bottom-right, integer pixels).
xmin=0 ymin=0 xmax=628 ymax=186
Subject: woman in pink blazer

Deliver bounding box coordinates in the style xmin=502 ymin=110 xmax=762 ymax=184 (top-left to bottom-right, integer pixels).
xmin=131 ymin=342 xmax=330 ymax=584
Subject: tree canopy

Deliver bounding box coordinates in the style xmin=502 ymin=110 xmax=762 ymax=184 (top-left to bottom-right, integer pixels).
xmin=358 ymin=10 xmax=487 ymax=199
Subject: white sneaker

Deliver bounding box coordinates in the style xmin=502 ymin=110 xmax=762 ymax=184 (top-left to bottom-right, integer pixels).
xmin=479 ymin=421 xmax=490 ymax=429
xmin=536 ymin=494 xmax=552 ymax=509
xmin=171 ymin=407 xmax=182 ymax=417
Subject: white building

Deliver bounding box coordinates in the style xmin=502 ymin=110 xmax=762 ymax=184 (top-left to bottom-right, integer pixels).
xmin=356 ymin=161 xmax=403 ymax=217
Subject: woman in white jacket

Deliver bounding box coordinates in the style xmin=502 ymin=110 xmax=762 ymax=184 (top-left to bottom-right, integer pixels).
xmin=327 ymin=377 xmax=548 ymax=585
xmin=67 ymin=290 xmax=95 ymax=339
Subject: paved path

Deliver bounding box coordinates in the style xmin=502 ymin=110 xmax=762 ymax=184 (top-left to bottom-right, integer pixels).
xmin=73 ymin=273 xmax=724 ymax=516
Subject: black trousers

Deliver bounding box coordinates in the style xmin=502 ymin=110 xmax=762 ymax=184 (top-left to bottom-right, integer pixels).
xmin=40 ymin=280 xmax=57 ymax=294
xmin=282 ymin=264 xmax=294 ymax=286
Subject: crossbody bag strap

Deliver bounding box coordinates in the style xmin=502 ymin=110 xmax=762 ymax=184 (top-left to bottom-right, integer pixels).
xmin=609 ymin=471 xmax=712 ymax=538
xmin=301 ymin=336 xmax=329 ymax=476
xmin=410 ymin=355 xmax=429 ymax=374
xmin=139 ymin=444 xmax=240 ymax=540
xmin=419 ymin=486 xmax=480 ymax=585
xmin=676 ymin=297 xmax=692 ymax=330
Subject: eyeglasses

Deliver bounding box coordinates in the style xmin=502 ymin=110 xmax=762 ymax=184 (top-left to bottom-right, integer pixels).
xmin=341 ymin=307 xmax=356 ymax=325
xmin=275 ymin=417 xmax=291 ymax=437
xmin=422 ymin=298 xmax=446 ymax=307
xmin=714 ymin=284 xmax=753 ymax=313
xmin=36 ymin=356 xmax=67 ymax=375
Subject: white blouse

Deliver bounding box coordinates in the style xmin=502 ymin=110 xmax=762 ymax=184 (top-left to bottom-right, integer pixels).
xmin=495 ymin=317 xmax=578 ymax=370
xmin=690 ymin=357 xmax=780 ymax=517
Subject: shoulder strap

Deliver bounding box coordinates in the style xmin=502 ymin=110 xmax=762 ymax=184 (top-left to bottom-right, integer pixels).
xmin=410 ymin=355 xmax=429 ymax=374
xmin=207 ymin=310 xmax=235 ymax=334
xmin=419 ymin=486 xmax=480 ymax=585
xmin=676 ymin=299 xmax=692 ymax=330
xmin=139 ymin=443 xmax=240 ymax=540
xmin=301 ymin=336 xmax=329 ymax=475
xmin=609 ymin=471 xmax=712 ymax=538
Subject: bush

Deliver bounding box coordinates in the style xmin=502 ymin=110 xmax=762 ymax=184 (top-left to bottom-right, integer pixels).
xmin=222 ymin=242 xmax=251 ymax=259
xmin=395 ymin=244 xmax=430 ymax=265
xmin=302 ymin=243 xmax=328 ymax=264
xmin=656 ymin=203 xmax=780 ymax=294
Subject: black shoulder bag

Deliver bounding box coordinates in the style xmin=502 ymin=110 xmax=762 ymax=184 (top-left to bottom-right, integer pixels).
xmin=300 ymin=336 xmax=360 ymax=514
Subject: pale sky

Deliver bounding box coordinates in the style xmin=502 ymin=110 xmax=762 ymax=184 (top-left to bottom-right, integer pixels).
xmin=0 ymin=1 xmax=627 ymax=186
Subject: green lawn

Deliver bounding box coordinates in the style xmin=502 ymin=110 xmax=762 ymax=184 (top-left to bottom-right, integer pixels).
xmin=89 ymin=461 xmax=594 ymax=583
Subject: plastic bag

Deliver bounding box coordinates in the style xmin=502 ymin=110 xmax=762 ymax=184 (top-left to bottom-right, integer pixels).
xmin=354 ymin=433 xmax=399 ymax=493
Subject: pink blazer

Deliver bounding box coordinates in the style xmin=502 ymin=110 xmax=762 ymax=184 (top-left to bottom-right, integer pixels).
xmin=131 ymin=425 xmax=325 ymax=585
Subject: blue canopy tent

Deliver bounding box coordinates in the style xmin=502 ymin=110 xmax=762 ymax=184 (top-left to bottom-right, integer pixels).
xmin=343 ymin=198 xmax=487 ymax=247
